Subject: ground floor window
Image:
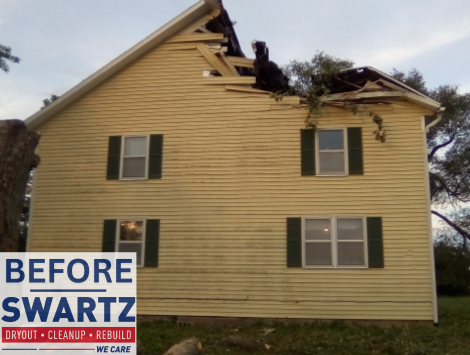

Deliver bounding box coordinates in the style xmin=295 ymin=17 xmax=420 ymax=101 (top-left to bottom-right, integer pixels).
xmin=303 ymin=217 xmax=367 ymax=268
xmin=118 ymin=220 xmax=145 ymax=266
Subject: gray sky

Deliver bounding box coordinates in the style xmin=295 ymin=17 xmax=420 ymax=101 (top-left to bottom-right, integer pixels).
xmin=1 ymin=0 xmax=470 ymax=120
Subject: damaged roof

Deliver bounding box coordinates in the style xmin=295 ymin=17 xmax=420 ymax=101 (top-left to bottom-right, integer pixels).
xmin=328 ymin=66 xmax=432 ymax=98
xmin=25 ymin=0 xmax=441 ymax=130
xmin=318 ymin=66 xmax=442 ymax=112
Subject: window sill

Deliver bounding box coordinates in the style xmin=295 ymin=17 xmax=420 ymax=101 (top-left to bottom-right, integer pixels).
xmin=316 ymin=173 xmax=349 ymax=177
xmin=119 ymin=177 xmax=148 ymax=181
xmin=302 ymin=266 xmax=368 ymax=269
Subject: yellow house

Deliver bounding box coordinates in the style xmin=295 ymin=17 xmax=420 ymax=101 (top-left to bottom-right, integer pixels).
xmin=25 ymin=0 xmax=442 ymax=324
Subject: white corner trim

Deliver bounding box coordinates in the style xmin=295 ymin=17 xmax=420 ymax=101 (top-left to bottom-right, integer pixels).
xmin=25 ymin=0 xmax=218 ymax=130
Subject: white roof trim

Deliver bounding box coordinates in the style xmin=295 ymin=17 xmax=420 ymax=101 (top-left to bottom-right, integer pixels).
xmin=25 ymin=0 xmax=219 ymax=130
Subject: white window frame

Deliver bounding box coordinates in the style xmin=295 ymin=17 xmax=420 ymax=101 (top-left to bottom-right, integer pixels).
xmin=315 ymin=128 xmax=349 ymax=176
xmin=301 ymin=216 xmax=368 ymax=268
xmin=119 ymin=135 xmax=150 ymax=180
xmin=115 ymin=218 xmax=146 ymax=267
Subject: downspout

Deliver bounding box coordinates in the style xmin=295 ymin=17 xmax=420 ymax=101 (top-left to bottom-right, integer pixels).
xmin=425 ymin=107 xmax=444 ymax=133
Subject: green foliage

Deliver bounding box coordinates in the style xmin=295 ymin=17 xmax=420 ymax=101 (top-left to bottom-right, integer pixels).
xmin=284 ymin=53 xmax=388 ymax=140
xmin=137 ymin=298 xmax=470 ymax=355
xmin=390 ymin=68 xmax=428 ymax=95
xmin=434 ymin=237 xmax=470 ymax=296
xmin=284 ymin=52 xmax=354 ymax=114
xmin=428 ymin=87 xmax=470 ymax=205
xmin=0 ymin=44 xmax=20 ymax=73
xmin=269 ymin=91 xmax=288 ymax=102
xmin=42 ymin=95 xmax=60 ymax=108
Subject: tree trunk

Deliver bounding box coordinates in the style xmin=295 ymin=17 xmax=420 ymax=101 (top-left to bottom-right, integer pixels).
xmin=162 ymin=337 xmax=202 ymax=355
xmin=0 ymin=119 xmax=40 ymax=252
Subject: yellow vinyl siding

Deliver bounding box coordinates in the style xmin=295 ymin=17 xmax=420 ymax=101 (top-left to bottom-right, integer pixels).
xmin=29 ymin=39 xmax=435 ymax=321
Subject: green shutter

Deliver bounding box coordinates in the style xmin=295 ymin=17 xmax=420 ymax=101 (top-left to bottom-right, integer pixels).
xmin=287 ymin=217 xmax=302 ymax=267
xmin=102 ymin=220 xmax=117 ymax=252
xmin=301 ymin=129 xmax=316 ymax=176
xmin=145 ymin=219 xmax=160 ymax=267
xmin=347 ymin=127 xmax=363 ymax=175
xmin=106 ymin=136 xmax=121 ymax=180
xmin=148 ymin=135 xmax=163 ymax=179
xmin=367 ymin=217 xmax=384 ymax=268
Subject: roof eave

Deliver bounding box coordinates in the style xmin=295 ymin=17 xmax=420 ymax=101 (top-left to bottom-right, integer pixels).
xmin=25 ymin=0 xmax=219 ymax=130
xmin=321 ymin=90 xmax=441 ymax=112
xmin=342 ymin=66 xmax=429 ymax=97
xmin=338 ymin=66 xmax=441 ymax=110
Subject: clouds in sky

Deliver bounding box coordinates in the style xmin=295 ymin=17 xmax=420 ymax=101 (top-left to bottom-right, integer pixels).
xmin=1 ymin=0 xmax=470 ymax=120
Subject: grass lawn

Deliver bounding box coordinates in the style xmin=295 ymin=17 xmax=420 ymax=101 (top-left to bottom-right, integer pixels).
xmin=138 ymin=297 xmax=470 ymax=355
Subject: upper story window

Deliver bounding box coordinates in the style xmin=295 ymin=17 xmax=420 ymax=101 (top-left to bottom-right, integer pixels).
xmin=106 ymin=134 xmax=163 ymax=180
xmin=301 ymin=127 xmax=363 ymax=176
xmin=122 ymin=136 xmax=148 ymax=179
xmin=317 ymin=129 xmax=347 ymax=175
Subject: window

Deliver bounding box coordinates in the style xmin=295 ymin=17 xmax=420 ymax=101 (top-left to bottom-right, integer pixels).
xmin=303 ymin=217 xmax=367 ymax=268
xmin=317 ymin=129 xmax=347 ymax=175
xmin=118 ymin=220 xmax=145 ymax=266
xmin=121 ymin=136 xmax=148 ymax=178
xmin=106 ymin=134 xmax=163 ymax=180
xmin=287 ymin=216 xmax=383 ymax=268
xmin=300 ymin=127 xmax=363 ymax=176
xmin=102 ymin=219 xmax=160 ymax=268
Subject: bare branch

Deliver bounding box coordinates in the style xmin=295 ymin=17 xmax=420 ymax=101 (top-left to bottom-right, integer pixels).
xmin=431 ymin=173 xmax=470 ymax=203
xmin=428 ymin=134 xmax=455 ymax=162
xmin=432 ymin=210 xmax=470 ymax=241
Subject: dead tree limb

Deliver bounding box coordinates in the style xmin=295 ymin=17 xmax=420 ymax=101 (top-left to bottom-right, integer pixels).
xmin=432 ymin=210 xmax=470 ymax=244
xmin=223 ymin=335 xmax=268 ymax=351
xmin=162 ymin=337 xmax=202 ymax=355
xmin=428 ymin=134 xmax=455 ymax=162
xmin=0 ymin=119 xmax=40 ymax=252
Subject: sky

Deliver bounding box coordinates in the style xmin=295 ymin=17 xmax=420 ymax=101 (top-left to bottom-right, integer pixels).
xmin=1 ymin=0 xmax=470 ymax=121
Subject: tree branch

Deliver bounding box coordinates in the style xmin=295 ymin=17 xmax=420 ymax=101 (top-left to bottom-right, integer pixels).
xmin=428 ymin=135 xmax=455 ymax=162
xmin=452 ymin=171 xmax=470 ymax=202
xmin=428 ymin=134 xmax=455 ymax=162
xmin=430 ymin=173 xmax=470 ymax=203
xmin=432 ymin=210 xmax=470 ymax=241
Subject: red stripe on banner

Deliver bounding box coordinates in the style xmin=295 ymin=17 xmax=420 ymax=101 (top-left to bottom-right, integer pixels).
xmin=2 ymin=327 xmax=135 ymax=343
